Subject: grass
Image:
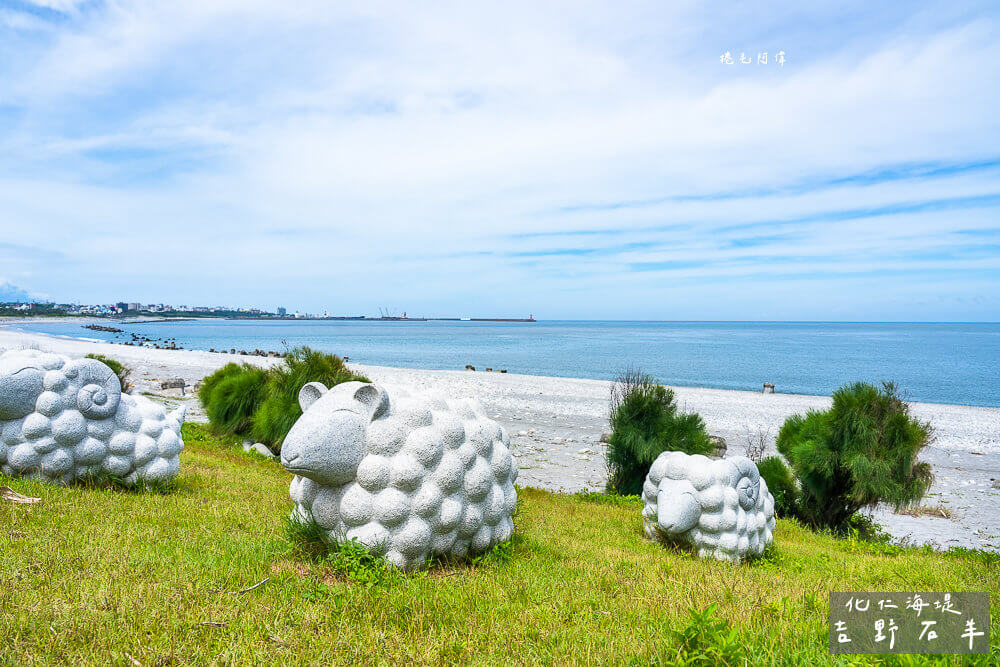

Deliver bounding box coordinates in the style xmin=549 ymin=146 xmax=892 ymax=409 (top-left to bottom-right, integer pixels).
xmin=1 ymin=424 xmax=997 ymax=665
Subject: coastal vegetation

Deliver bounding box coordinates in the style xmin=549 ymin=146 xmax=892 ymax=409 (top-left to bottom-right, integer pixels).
xmin=605 ymin=369 xmax=712 ymax=495
xmin=200 ymin=362 xmax=270 ymax=435
xmin=83 ymin=352 xmax=134 ymax=393
xmin=0 ymin=304 xmax=68 ymax=318
xmin=776 ymin=381 xmax=933 ymax=533
xmin=1 ymin=424 xmax=996 ymax=664
xmin=756 ymin=455 xmax=799 ymax=519
xmin=603 ymin=375 xmax=935 ymax=540
xmin=199 ymin=347 xmax=367 ymax=452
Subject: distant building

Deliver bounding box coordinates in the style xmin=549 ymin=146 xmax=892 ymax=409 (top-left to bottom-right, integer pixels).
xmin=127 ymin=302 xmax=141 ymax=311
xmin=115 ymin=302 xmax=127 ymax=311
xmin=277 ymin=307 xmax=286 ymax=317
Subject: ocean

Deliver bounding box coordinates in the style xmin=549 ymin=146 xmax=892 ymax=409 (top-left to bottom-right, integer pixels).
xmin=10 ymin=319 xmax=1000 ymax=407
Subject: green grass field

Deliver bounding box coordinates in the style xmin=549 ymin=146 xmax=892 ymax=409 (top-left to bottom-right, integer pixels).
xmin=2 ymin=424 xmax=997 ymax=665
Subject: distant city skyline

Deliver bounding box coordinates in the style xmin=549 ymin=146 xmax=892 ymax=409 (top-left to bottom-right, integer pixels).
xmin=1 ymin=2 xmax=999 ymax=321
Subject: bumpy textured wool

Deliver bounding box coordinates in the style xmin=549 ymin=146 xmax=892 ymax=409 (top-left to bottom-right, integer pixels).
xmin=642 ymin=451 xmax=775 ymax=562
xmin=0 ymin=350 xmax=185 ymax=485
xmin=281 ymin=381 xmax=518 ymax=571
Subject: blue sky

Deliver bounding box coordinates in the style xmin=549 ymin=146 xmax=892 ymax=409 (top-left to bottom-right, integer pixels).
xmin=0 ymin=1 xmax=998 ymax=320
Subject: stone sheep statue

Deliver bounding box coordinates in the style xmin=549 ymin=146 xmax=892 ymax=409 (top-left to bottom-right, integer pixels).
xmin=281 ymin=381 xmax=518 ymax=571
xmin=0 ymin=350 xmax=185 ymax=486
xmin=642 ymin=451 xmax=775 ymax=562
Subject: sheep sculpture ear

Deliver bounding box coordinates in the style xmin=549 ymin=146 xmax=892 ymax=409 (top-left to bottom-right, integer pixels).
xmin=353 ymin=384 xmax=389 ymax=421
xmin=298 ymin=382 xmax=328 ymax=411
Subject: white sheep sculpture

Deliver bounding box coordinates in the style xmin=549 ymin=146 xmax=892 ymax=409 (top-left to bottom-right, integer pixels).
xmin=642 ymin=451 xmax=775 ymax=562
xmin=0 ymin=349 xmax=185 ymax=485
xmin=281 ymin=381 xmax=518 ymax=571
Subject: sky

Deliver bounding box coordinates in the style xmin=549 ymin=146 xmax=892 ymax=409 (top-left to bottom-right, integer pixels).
xmin=1 ymin=1 xmax=998 ymax=320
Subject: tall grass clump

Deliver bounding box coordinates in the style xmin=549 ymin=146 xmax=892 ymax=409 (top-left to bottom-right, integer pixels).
xmin=756 ymin=456 xmax=799 ymax=518
xmin=84 ymin=353 xmax=133 ymax=393
xmin=776 ymin=381 xmax=933 ymax=533
xmin=605 ymin=368 xmax=711 ymax=495
xmin=199 ymin=347 xmax=367 ymax=453
xmin=198 ymin=363 xmax=269 ymax=436
xmin=251 ymin=347 xmax=367 ymax=449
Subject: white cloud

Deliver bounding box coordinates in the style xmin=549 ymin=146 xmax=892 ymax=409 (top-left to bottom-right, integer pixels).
xmin=24 ymin=1 xmax=89 ymax=11
xmin=0 ymin=1 xmax=998 ymax=318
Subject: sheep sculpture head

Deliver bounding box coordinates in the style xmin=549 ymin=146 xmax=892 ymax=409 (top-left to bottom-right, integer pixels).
xmin=0 ymin=349 xmax=185 ymax=486
xmin=281 ymin=381 xmax=518 ymax=571
xmin=642 ymin=451 xmax=775 ymax=562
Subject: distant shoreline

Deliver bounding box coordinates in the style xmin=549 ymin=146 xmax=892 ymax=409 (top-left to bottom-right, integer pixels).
xmin=5 ymin=316 xmax=1000 ymax=409
xmin=4 ymin=317 xmax=999 ymax=413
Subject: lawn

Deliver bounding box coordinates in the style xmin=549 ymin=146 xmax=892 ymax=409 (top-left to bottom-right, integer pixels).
xmin=1 ymin=424 xmax=997 ymax=665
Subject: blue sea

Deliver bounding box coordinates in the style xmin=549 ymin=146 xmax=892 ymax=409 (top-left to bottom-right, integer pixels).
xmin=10 ymin=320 xmax=1000 ymax=407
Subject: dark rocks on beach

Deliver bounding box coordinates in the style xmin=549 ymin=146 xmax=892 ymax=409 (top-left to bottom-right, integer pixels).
xmin=599 ymin=432 xmax=611 ymax=443
xmin=992 ymin=479 xmax=1000 ymax=490
xmin=83 ymin=324 xmax=124 ymax=333
xmin=160 ymin=378 xmax=185 ymax=390
xmin=709 ymin=435 xmax=727 ymax=458
xmin=465 ymin=365 xmax=475 ymax=371
xmin=763 ymin=382 xmax=775 ymax=394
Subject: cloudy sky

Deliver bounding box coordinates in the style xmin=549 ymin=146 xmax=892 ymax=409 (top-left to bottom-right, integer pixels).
xmin=1 ymin=1 xmax=998 ymax=320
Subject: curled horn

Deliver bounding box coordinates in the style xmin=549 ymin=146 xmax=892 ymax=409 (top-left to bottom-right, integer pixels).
xmin=733 ymin=457 xmax=761 ymax=510
xmin=68 ymin=358 xmax=122 ymax=419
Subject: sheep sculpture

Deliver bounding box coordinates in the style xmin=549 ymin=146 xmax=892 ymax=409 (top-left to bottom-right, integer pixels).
xmin=281 ymin=381 xmax=518 ymax=571
xmin=642 ymin=451 xmax=775 ymax=562
xmin=0 ymin=349 xmax=185 ymax=485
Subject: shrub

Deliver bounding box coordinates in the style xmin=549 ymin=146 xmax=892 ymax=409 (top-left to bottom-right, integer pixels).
xmin=605 ymin=369 xmax=711 ymax=495
xmin=84 ymin=353 xmax=133 ymax=393
xmin=776 ymin=381 xmax=932 ymax=533
xmin=756 ymin=456 xmax=798 ymax=518
xmin=199 ymin=347 xmax=367 ymax=451
xmin=199 ymin=363 xmax=268 ymax=436
xmin=252 ymin=347 xmax=367 ymax=450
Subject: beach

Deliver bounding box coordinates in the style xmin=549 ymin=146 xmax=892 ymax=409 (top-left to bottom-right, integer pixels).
xmin=2 ymin=319 xmax=998 ymax=552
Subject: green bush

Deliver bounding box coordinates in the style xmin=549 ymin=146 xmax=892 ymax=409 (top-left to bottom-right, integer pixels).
xmin=199 ymin=363 xmax=268 ymax=436
xmin=776 ymin=381 xmax=932 ymax=533
xmin=84 ymin=353 xmax=133 ymax=393
xmin=756 ymin=456 xmax=799 ymax=518
xmin=605 ymin=369 xmax=711 ymax=495
xmin=199 ymin=347 xmax=367 ymax=452
xmin=252 ymin=347 xmax=367 ymax=449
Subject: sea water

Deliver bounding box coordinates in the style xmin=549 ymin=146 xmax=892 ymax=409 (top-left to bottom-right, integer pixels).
xmin=10 ymin=320 xmax=1000 ymax=407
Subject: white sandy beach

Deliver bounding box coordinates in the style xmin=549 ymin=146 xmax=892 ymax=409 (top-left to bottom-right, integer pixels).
xmin=1 ymin=319 xmax=998 ymax=552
